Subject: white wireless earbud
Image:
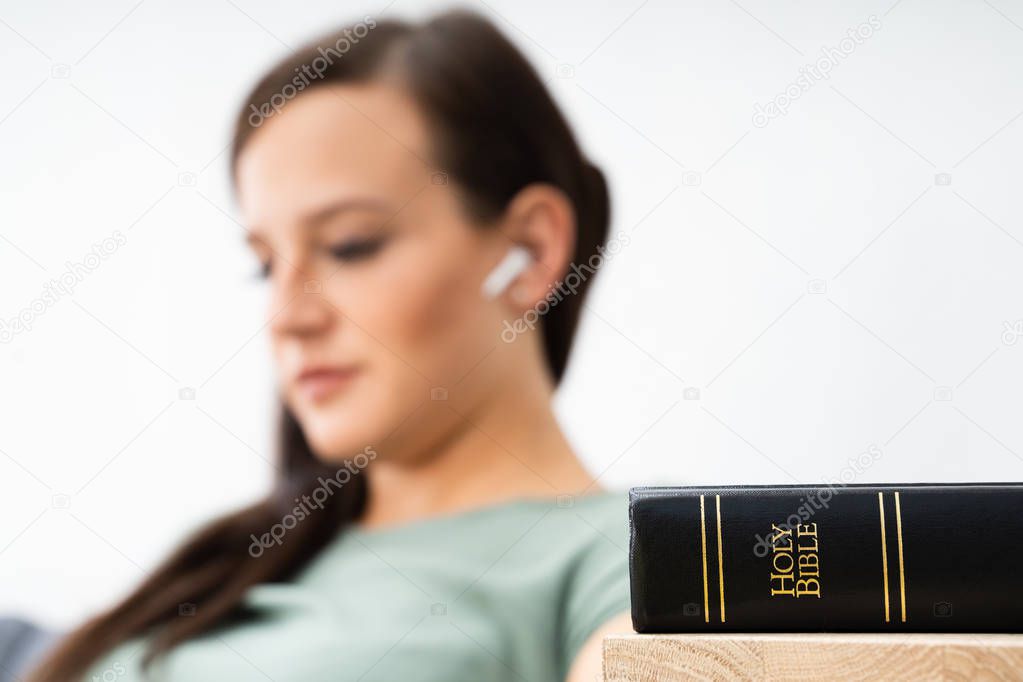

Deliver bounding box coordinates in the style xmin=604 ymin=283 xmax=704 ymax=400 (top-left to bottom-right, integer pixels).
xmin=481 ymin=245 xmax=532 ymax=300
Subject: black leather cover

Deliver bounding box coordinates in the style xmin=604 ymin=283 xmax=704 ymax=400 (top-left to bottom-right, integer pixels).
xmin=629 ymin=483 xmax=1023 ymax=632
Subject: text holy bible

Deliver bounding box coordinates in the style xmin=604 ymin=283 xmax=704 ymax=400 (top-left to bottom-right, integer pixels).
xmin=629 ymin=483 xmax=1023 ymax=632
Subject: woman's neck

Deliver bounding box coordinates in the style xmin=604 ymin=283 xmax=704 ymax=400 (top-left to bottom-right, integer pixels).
xmin=358 ymin=362 xmax=598 ymax=529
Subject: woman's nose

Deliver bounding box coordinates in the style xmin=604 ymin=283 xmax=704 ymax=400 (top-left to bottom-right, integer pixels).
xmin=269 ymin=266 xmax=333 ymax=338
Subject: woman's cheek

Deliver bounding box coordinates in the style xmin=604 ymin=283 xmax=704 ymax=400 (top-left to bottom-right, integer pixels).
xmin=380 ymin=243 xmax=487 ymax=375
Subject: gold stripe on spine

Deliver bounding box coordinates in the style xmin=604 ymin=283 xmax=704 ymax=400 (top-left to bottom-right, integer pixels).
xmin=878 ymin=492 xmax=890 ymax=623
xmin=699 ymin=495 xmax=710 ymax=623
xmin=715 ymin=495 xmax=726 ymax=623
xmin=895 ymin=491 xmax=907 ymax=623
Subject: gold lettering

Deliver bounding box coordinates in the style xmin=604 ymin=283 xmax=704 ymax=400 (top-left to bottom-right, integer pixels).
xmin=770 ymin=573 xmax=795 ymax=596
xmin=768 ymin=521 xmax=822 ymax=598
xmin=796 ymin=577 xmax=821 ymax=598
xmin=770 ymin=524 xmax=793 ymax=550
xmin=797 ymin=552 xmax=819 ymax=577
xmin=772 ymin=550 xmax=794 ymax=574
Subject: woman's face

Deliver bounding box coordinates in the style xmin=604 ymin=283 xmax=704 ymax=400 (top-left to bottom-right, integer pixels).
xmin=236 ymin=83 xmax=507 ymax=460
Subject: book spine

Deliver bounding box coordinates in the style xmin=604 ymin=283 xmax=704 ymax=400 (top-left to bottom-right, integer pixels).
xmin=629 ymin=484 xmax=1023 ymax=632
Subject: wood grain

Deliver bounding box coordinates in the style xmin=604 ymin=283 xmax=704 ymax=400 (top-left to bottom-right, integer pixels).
xmin=603 ymin=633 xmax=1023 ymax=681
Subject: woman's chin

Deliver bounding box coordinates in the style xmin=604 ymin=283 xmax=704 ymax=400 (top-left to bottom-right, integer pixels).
xmin=299 ymin=418 xmax=380 ymax=463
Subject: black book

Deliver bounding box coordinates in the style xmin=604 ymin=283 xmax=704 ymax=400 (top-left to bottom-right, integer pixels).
xmin=629 ymin=483 xmax=1023 ymax=632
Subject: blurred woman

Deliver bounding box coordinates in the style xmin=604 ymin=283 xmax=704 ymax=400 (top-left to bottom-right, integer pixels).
xmin=31 ymin=9 xmax=629 ymax=681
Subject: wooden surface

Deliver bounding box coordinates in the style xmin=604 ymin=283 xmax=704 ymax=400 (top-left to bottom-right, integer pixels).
xmin=603 ymin=633 xmax=1023 ymax=681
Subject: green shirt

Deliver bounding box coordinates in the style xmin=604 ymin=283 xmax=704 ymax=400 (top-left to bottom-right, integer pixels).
xmin=83 ymin=491 xmax=630 ymax=681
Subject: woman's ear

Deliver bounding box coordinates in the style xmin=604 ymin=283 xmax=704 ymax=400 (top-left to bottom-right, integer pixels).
xmin=497 ymin=183 xmax=577 ymax=311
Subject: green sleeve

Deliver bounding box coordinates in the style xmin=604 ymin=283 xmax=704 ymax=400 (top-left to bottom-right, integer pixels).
xmin=558 ymin=496 xmax=632 ymax=676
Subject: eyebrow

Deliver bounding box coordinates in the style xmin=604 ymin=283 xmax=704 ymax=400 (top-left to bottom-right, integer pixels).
xmin=302 ymin=197 xmax=395 ymax=228
xmin=245 ymin=197 xmax=395 ymax=246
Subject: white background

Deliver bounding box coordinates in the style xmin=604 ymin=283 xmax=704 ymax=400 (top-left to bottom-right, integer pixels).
xmin=1 ymin=0 xmax=1021 ymax=627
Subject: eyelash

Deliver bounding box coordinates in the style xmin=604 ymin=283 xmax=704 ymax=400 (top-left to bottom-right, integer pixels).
xmin=328 ymin=237 xmax=386 ymax=262
xmin=254 ymin=237 xmax=386 ymax=280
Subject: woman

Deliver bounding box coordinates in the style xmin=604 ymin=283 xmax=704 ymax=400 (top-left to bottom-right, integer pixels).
xmin=31 ymin=9 xmax=630 ymax=681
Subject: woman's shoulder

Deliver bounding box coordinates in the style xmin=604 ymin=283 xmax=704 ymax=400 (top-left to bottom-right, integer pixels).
xmin=436 ymin=489 xmax=631 ymax=678
xmin=299 ymin=489 xmax=630 ymax=602
xmin=529 ymin=490 xmax=628 ymax=557
xmin=526 ymin=491 xmax=631 ymax=676
xmin=329 ymin=489 xmax=628 ymax=549
xmin=452 ymin=489 xmax=629 ymax=569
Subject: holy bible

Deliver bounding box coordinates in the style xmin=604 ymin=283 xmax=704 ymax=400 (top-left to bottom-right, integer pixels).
xmin=629 ymin=483 xmax=1023 ymax=632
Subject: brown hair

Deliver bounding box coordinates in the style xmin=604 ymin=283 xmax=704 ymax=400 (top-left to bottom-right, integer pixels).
xmin=30 ymin=9 xmax=609 ymax=680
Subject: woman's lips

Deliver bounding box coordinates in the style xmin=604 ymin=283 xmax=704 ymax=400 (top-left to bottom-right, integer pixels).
xmin=294 ymin=367 xmax=360 ymax=402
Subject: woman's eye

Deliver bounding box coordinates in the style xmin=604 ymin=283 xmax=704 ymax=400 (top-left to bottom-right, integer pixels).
xmin=328 ymin=238 xmax=385 ymax=262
